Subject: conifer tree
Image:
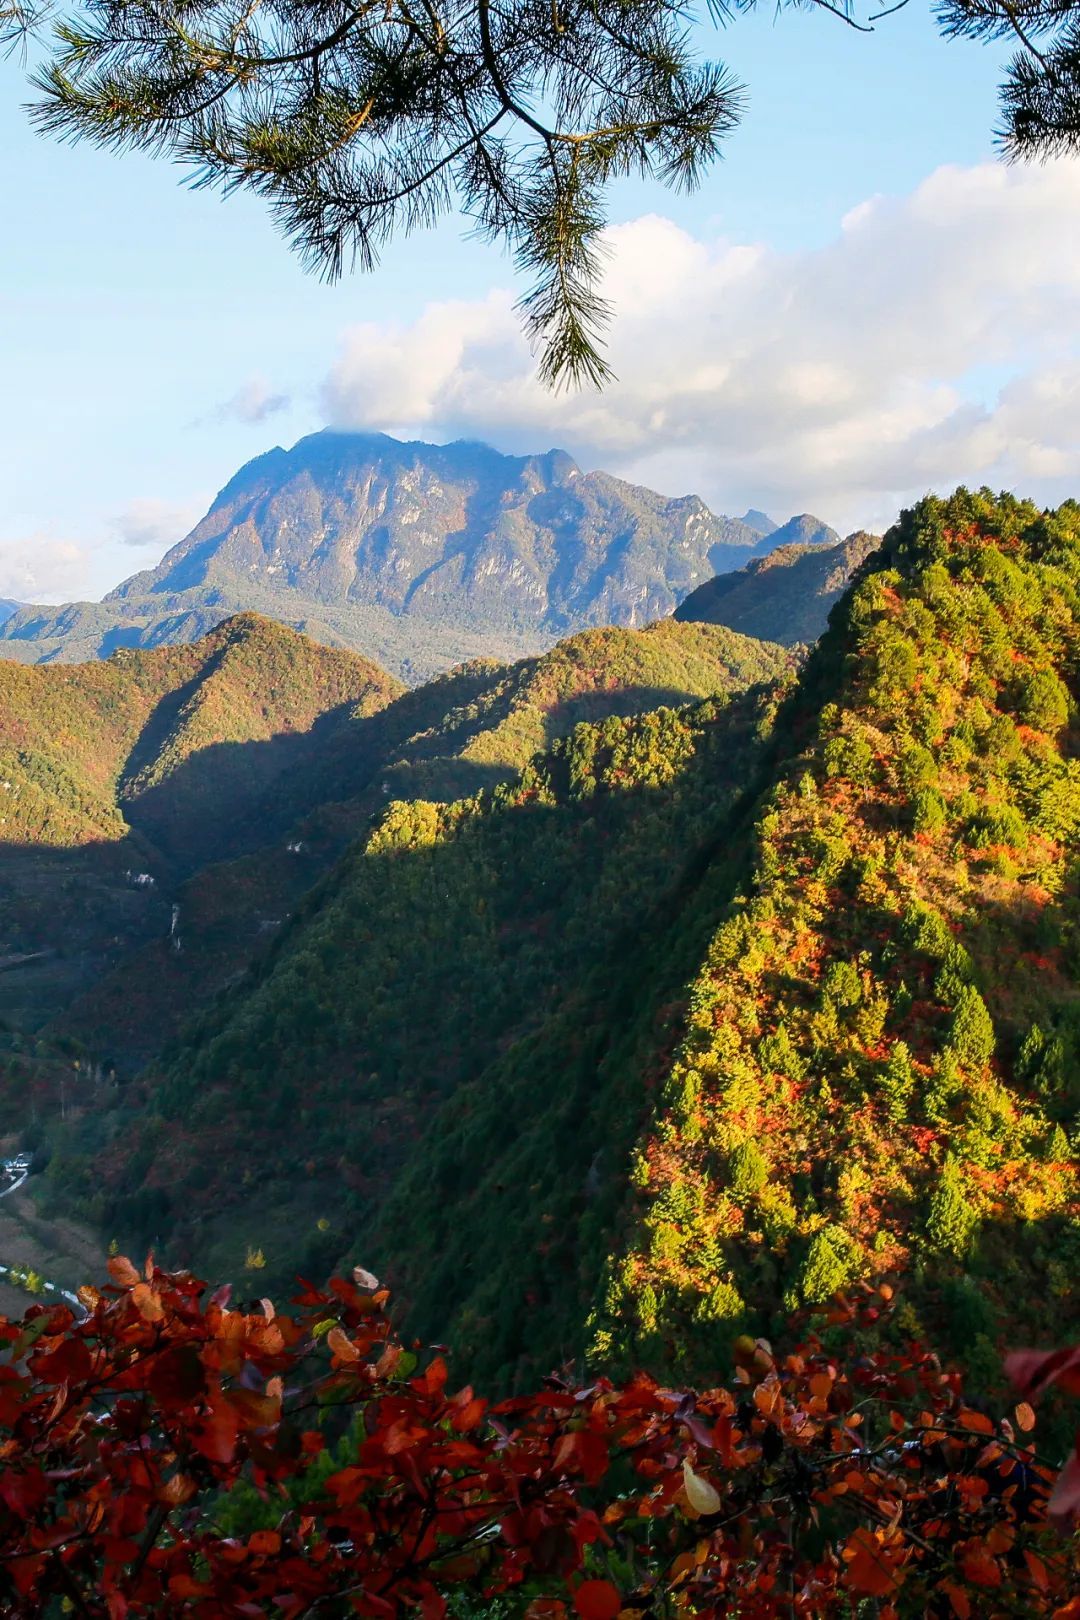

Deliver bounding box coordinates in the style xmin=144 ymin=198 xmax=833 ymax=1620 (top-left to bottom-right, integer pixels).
xmin=925 ymin=1157 xmax=978 ymax=1257
xmin=948 ymin=983 xmax=996 ymax=1071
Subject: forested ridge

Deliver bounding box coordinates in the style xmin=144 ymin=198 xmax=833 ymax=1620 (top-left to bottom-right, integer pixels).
xmin=1 ymin=490 xmax=1079 ymax=1616
xmin=22 ymin=489 xmax=1077 ymax=1410
xmin=595 ymin=489 xmax=1080 ymax=1378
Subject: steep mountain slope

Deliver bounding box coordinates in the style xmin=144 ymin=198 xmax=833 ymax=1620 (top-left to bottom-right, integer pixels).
xmin=0 ymin=600 xmax=19 ymax=626
xmin=0 ymin=613 xmax=398 ymax=858
xmin=48 ymin=620 xmax=793 ymax=1066
xmin=0 ymin=616 xmax=400 ymax=1037
xmin=0 ymin=432 xmax=831 ymax=677
xmin=596 ymin=489 xmax=1080 ymax=1376
xmin=62 ymin=681 xmax=783 ymax=1325
xmin=56 ymin=489 xmax=1080 ymax=1396
xmin=676 ymin=531 xmax=880 ymax=645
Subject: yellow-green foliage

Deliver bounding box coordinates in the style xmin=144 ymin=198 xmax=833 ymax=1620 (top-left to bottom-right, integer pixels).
xmin=378 ymin=619 xmax=793 ymax=802
xmin=596 ymin=490 xmax=1080 ymax=1371
xmin=0 ymin=614 xmax=399 ymax=850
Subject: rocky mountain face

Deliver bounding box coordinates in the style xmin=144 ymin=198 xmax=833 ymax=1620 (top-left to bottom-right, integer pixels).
xmin=0 ymin=433 xmax=832 ymax=679
xmin=0 ymin=600 xmax=20 ymax=625
xmin=738 ymin=509 xmax=778 ymax=537
xmin=676 ymin=529 xmax=880 ymax=645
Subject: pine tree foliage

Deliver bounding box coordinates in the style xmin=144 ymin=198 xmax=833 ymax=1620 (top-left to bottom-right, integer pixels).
xmin=938 ymin=0 xmax=1080 ymax=159
xmin=4 ymin=0 xmax=744 ymax=387
xmin=7 ymin=0 xmax=1080 ymax=382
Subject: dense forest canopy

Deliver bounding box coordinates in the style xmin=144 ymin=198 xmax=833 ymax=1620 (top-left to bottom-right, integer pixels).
xmin=13 ymin=487 xmax=1073 ymax=1406
xmin=0 ymin=489 xmax=1077 ymax=1616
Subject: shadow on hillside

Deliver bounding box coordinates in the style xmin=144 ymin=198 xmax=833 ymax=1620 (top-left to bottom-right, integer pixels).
xmin=121 ymin=669 xmax=716 ymax=877
xmin=57 ymin=697 xmax=775 ymax=1385
xmin=119 ymin=692 xmax=382 ymax=872
xmin=0 ymin=831 xmax=173 ymax=1044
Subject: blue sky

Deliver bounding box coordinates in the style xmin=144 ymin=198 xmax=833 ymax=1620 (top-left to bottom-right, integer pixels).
xmin=2 ymin=5 xmax=1066 ymax=602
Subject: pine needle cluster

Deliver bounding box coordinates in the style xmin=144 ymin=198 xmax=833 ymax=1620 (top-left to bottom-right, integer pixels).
xmin=3 ymin=0 xmax=745 ymax=386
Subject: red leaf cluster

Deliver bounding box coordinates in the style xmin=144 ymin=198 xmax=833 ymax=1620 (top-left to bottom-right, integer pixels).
xmin=0 ymin=1266 xmax=1074 ymax=1616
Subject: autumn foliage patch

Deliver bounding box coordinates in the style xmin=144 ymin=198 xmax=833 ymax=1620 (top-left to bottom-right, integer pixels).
xmin=0 ymin=1261 xmax=1076 ymax=1617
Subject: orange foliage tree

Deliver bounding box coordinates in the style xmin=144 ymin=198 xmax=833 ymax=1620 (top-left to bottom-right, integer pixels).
xmin=0 ymin=1260 xmax=1075 ymax=1617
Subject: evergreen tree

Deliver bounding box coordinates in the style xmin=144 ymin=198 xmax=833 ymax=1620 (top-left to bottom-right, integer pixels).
xmin=728 ymin=1139 xmax=767 ymax=1202
xmin=798 ymin=1225 xmax=855 ymax=1305
xmin=879 ymin=1040 xmax=916 ymax=1124
xmin=8 ymin=0 xmax=1080 ymax=380
xmin=948 ymin=984 xmax=995 ymax=1071
xmin=925 ymin=1158 xmax=978 ymax=1258
xmin=3 ymin=0 xmax=746 ymax=388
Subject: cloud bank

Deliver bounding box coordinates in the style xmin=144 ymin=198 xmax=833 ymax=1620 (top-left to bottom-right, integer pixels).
xmin=321 ymin=159 xmax=1080 ymax=532
xmin=0 ymin=535 xmax=92 ymax=603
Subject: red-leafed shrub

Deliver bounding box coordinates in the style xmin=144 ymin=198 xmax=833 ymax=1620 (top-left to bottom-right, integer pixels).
xmin=0 ymin=1261 xmax=1075 ymax=1617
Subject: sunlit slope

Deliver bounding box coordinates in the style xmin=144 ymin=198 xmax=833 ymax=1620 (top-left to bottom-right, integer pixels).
xmin=595 ymin=490 xmax=1080 ymax=1376
xmin=47 ymin=618 xmax=790 ymax=1063
xmin=41 ymin=494 xmax=1080 ymax=1395
xmin=72 ymin=681 xmax=785 ymax=1365
xmin=0 ymin=613 xmax=399 ymax=853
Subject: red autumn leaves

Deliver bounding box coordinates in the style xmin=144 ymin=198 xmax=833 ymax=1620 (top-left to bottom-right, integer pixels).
xmin=0 ymin=1263 xmax=1075 ymax=1617
xmin=1007 ymin=1344 xmax=1080 ymax=1528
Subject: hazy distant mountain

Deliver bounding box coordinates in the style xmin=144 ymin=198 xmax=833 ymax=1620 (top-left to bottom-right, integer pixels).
xmin=0 ymin=599 xmax=21 ymax=625
xmin=766 ymin=513 xmax=840 ymax=549
xmin=675 ymin=530 xmax=880 ymax=645
xmin=738 ymin=509 xmax=778 ymax=537
xmin=0 ymin=432 xmax=831 ymax=680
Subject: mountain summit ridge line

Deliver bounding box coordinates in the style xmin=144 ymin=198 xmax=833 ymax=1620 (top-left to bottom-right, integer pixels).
xmin=0 ymin=430 xmax=838 ymax=681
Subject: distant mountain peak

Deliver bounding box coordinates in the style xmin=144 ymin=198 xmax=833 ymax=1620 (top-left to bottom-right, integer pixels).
xmin=2 ymin=432 xmax=799 ymax=678
xmin=739 ymin=508 xmax=777 ymax=537
xmin=676 ymin=528 xmax=880 ymax=645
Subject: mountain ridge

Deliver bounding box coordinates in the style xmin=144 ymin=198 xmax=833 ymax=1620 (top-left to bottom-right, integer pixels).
xmin=0 ymin=431 xmax=837 ymax=679
xmin=676 ymin=529 xmax=880 ymax=645
xmin=0 ymin=612 xmax=791 ymax=1071
xmin=43 ymin=488 xmax=1077 ymax=1392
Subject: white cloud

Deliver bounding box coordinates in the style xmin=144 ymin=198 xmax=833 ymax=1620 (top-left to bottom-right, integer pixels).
xmin=216 ymin=375 xmax=291 ymax=424
xmin=0 ymin=535 xmax=94 ymax=604
xmin=0 ymin=497 xmax=206 ymax=604
xmin=321 ymin=159 xmax=1080 ymax=532
xmin=112 ymin=496 xmax=202 ymax=550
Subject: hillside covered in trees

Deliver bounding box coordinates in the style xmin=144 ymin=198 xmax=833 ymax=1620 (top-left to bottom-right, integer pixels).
xmin=0 ymin=615 xmax=398 ymax=1040
xmin=676 ymin=529 xmax=881 ymax=646
xmin=0 ymin=614 xmax=788 ymax=1064
xmin=24 ymin=489 xmax=1077 ymax=1403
